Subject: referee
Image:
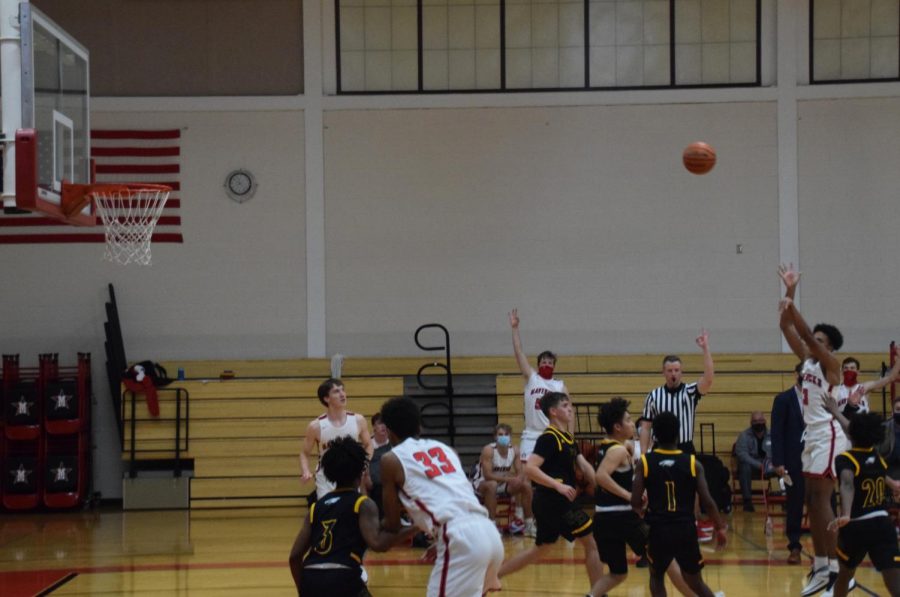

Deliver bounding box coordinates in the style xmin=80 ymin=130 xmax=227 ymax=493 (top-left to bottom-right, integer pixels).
xmin=639 ymin=330 xmax=715 ymax=457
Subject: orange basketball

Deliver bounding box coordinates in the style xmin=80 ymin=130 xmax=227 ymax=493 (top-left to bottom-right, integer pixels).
xmin=682 ymin=141 xmax=716 ymax=175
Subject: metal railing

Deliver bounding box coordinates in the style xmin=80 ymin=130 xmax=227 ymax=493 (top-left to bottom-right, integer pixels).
xmin=414 ymin=323 xmax=453 ymax=395
xmin=123 ymin=386 xmax=190 ymax=478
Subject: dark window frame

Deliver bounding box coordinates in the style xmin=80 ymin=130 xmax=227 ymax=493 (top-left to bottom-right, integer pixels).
xmin=335 ymin=0 xmax=762 ymax=94
xmin=809 ymin=0 xmax=900 ymax=85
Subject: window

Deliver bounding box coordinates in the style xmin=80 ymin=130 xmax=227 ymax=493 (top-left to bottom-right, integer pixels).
xmin=811 ymin=0 xmax=900 ymax=83
xmin=422 ymin=0 xmax=502 ymax=90
xmin=339 ymin=0 xmax=419 ymax=92
xmin=336 ymin=0 xmax=761 ymax=92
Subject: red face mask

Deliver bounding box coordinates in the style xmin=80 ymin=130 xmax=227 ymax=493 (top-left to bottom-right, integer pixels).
xmin=538 ymin=365 xmax=554 ymax=380
xmin=842 ymin=370 xmax=858 ymax=386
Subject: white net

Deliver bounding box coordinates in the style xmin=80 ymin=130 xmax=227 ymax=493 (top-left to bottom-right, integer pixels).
xmin=93 ymin=185 xmax=171 ymax=266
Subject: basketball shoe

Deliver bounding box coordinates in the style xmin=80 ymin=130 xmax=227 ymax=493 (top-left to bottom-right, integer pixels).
xmin=800 ymin=566 xmax=831 ymax=596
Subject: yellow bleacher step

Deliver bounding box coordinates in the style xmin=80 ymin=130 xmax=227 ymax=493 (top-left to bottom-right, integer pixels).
xmin=190 ymin=476 xmax=311 ymax=499
xmin=190 ymin=497 xmax=307 ymax=510
xmin=187 ymin=437 xmax=301 ymax=458
xmin=158 ymin=353 xmax=889 ymax=381
xmin=124 ymin=396 xmax=387 ymax=421
xmin=121 ymin=451 xmax=192 ymax=461
xmin=496 ymin=373 xmax=790 ymax=395
xmin=194 ymin=455 xmax=303 ymax=478
xmin=154 ymin=377 xmax=403 ymax=400
xmin=124 ymin=419 xmax=299 ymax=441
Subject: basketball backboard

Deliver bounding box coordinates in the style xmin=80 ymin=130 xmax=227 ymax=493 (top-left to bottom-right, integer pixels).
xmin=4 ymin=2 xmax=91 ymax=224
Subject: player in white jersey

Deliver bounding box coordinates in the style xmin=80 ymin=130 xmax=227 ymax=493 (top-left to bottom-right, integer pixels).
xmin=836 ymin=355 xmax=900 ymax=416
xmin=379 ymin=397 xmax=504 ymax=597
xmin=799 ymin=358 xmax=848 ymax=472
xmin=509 ymin=308 xmax=564 ymax=539
xmin=472 ymin=423 xmax=533 ymax=534
xmin=778 ymin=263 xmax=848 ymax=596
xmin=300 ymin=378 xmax=373 ymax=500
xmin=509 ymin=308 xmax=568 ymax=459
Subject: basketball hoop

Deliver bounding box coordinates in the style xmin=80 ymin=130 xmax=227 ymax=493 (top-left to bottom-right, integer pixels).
xmin=90 ymin=184 xmax=171 ymax=266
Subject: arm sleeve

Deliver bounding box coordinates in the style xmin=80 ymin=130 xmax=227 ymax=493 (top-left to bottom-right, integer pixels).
xmin=687 ymin=382 xmax=701 ymax=404
xmin=642 ymin=394 xmax=655 ymax=420
xmin=532 ymin=433 xmax=555 ymax=461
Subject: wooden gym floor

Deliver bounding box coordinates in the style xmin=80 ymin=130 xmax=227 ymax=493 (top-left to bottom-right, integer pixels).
xmin=0 ymin=507 xmax=890 ymax=596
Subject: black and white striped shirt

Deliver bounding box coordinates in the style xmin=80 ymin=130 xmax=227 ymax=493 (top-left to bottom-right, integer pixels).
xmin=642 ymin=382 xmax=702 ymax=445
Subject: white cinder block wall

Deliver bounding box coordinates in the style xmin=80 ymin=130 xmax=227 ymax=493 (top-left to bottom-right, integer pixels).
xmin=324 ymin=103 xmax=781 ymax=356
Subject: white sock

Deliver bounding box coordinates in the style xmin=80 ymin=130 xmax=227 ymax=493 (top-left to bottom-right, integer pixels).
xmin=525 ymin=517 xmax=534 ymax=524
xmin=828 ymin=559 xmax=838 ymax=573
xmin=814 ymin=556 xmax=827 ymax=571
xmin=515 ymin=507 xmax=524 ymax=519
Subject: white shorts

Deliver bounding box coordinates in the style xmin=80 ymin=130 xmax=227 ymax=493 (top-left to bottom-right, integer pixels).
xmin=315 ymin=468 xmax=336 ymax=498
xmin=473 ymin=478 xmax=508 ymax=496
xmin=428 ymin=515 xmax=504 ymax=597
xmin=801 ymin=420 xmax=849 ymax=478
xmin=519 ymin=435 xmax=538 ymax=461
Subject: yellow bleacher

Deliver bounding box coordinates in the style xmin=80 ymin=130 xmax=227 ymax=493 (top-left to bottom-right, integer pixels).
xmin=121 ymin=353 xmax=893 ymax=509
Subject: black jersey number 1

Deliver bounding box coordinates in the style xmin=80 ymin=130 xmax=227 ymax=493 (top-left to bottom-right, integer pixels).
xmin=664 ymin=481 xmax=677 ymax=511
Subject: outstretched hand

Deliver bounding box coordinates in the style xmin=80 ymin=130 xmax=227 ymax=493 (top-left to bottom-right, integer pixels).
xmin=508 ymin=308 xmax=520 ymax=329
xmin=848 ymin=385 xmax=865 ymax=406
xmin=778 ymin=263 xmax=801 ymax=291
xmin=695 ymin=329 xmax=710 ymax=351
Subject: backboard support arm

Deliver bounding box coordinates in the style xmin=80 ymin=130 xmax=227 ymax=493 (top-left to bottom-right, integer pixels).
xmin=1 ymin=0 xmax=24 ymax=209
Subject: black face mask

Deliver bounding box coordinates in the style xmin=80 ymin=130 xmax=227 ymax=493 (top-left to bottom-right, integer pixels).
xmin=752 ymin=423 xmax=766 ymax=434
xmin=894 ymin=413 xmax=900 ymax=425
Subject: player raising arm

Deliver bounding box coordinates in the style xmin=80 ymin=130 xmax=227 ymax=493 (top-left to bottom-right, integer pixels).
xmin=837 ymin=350 xmax=900 ymax=415
xmin=509 ymin=308 xmax=570 ymax=453
xmin=778 ymin=263 xmax=849 ymax=596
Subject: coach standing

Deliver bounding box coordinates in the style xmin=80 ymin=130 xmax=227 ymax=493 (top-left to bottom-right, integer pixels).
xmin=639 ymin=330 xmax=715 ymax=457
xmin=770 ymin=363 xmax=806 ymax=565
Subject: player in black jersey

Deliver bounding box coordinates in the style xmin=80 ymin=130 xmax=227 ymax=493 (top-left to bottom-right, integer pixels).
xmin=499 ymin=391 xmax=613 ymax=597
xmin=828 ymin=412 xmax=900 ymax=597
xmin=631 ymin=412 xmax=727 ymax=597
xmin=592 ymin=398 xmax=693 ymax=596
xmin=289 ymin=436 xmax=414 ymax=596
